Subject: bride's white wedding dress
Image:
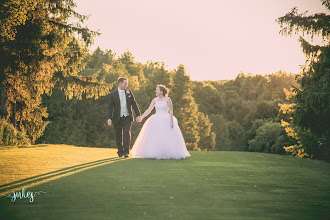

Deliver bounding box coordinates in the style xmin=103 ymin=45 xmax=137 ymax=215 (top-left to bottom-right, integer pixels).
xmin=131 ymin=101 xmax=191 ymax=159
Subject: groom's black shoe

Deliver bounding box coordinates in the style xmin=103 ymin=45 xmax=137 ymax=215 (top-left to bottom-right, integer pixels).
xmin=118 ymin=153 xmax=124 ymax=158
xmin=124 ymin=154 xmax=129 ymax=158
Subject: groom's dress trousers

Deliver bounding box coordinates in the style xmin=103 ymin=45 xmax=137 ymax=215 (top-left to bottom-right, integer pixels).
xmin=114 ymin=115 xmax=131 ymax=156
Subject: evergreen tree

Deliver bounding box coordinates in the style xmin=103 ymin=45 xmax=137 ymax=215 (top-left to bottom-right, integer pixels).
xmin=209 ymin=114 xmax=230 ymax=150
xmin=196 ymin=112 xmax=215 ymax=151
xmin=0 ymin=0 xmax=109 ymax=143
xmin=276 ymin=0 xmax=330 ymax=161
xmin=144 ymin=61 xmax=173 ymax=102
xmin=171 ymin=65 xmax=200 ymax=150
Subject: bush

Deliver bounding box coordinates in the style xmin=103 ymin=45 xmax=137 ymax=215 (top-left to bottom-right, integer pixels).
xmin=248 ymin=122 xmax=282 ymax=153
xmin=0 ymin=119 xmax=30 ymax=147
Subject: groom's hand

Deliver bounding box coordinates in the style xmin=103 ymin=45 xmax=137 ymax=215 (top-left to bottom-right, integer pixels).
xmin=136 ymin=116 xmax=142 ymax=122
xmin=107 ymin=119 xmax=112 ymax=126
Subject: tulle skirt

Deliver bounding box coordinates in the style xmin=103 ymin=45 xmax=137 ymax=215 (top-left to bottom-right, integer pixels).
xmin=131 ymin=113 xmax=191 ymax=159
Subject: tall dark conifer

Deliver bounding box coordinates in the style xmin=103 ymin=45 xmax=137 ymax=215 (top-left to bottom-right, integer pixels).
xmin=276 ymin=0 xmax=330 ymax=160
xmin=0 ymin=0 xmax=109 ymax=143
xmin=171 ymin=65 xmax=200 ymax=150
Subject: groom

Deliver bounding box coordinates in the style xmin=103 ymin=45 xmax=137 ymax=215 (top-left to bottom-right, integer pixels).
xmin=107 ymin=77 xmax=141 ymax=158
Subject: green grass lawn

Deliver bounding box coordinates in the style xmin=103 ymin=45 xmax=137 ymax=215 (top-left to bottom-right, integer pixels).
xmin=0 ymin=149 xmax=329 ymax=220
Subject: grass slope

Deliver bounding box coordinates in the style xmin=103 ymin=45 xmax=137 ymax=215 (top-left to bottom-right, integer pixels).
xmin=0 ymin=146 xmax=329 ymax=220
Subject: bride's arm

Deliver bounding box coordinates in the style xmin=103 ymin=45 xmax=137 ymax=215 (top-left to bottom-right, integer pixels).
xmin=168 ymin=98 xmax=174 ymax=128
xmin=140 ymin=98 xmax=156 ymax=120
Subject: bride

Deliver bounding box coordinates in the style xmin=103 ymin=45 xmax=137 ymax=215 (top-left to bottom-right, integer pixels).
xmin=131 ymin=85 xmax=191 ymax=159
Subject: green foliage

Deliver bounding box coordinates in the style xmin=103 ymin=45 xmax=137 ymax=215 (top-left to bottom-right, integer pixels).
xmin=192 ymin=81 xmax=226 ymax=115
xmin=276 ymin=0 xmax=330 ymax=161
xmin=83 ymin=47 xmax=115 ymax=71
xmin=248 ymin=122 xmax=284 ymax=153
xmin=0 ymin=119 xmax=30 ymax=146
xmin=0 ymin=0 xmax=109 ymax=144
xmin=246 ymin=119 xmax=269 ymax=142
xmin=224 ymin=90 xmax=251 ymax=123
xmin=37 ymin=89 xmax=115 ymax=147
xmin=209 ymin=114 xmax=230 ymax=150
xmin=171 ymin=65 xmax=200 ymax=150
xmin=227 ymin=120 xmax=246 ymax=151
xmin=218 ymin=71 xmax=298 ymax=103
xmin=192 ymin=71 xmax=298 ymax=153
xmin=144 ymin=61 xmax=172 ymax=99
xmin=272 ymin=134 xmax=296 ymax=155
xmin=196 ymin=112 xmax=215 ymax=151
xmin=255 ymin=101 xmax=279 ymax=119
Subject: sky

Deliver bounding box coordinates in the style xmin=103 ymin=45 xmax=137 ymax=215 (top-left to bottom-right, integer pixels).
xmin=74 ymin=0 xmax=328 ymax=81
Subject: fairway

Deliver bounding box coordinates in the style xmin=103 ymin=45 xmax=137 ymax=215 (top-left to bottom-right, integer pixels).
xmin=0 ymin=145 xmax=329 ymax=220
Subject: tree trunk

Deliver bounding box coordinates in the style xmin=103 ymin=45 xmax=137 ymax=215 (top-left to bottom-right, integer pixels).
xmin=0 ymin=82 xmax=8 ymax=119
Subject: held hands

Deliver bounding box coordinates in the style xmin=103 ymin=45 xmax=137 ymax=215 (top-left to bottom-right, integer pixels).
xmin=136 ymin=116 xmax=142 ymax=122
xmin=108 ymin=117 xmax=142 ymax=125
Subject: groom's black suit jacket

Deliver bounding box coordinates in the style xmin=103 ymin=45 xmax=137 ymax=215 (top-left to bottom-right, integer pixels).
xmin=108 ymin=89 xmax=141 ymax=125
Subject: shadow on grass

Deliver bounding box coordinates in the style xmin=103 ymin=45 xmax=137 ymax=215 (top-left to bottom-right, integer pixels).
xmin=0 ymin=157 xmax=126 ymax=194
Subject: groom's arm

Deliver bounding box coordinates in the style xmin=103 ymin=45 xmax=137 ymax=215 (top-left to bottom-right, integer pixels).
xmin=130 ymin=91 xmax=141 ymax=116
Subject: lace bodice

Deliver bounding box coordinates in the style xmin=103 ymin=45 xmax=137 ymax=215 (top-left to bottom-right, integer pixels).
xmin=155 ymin=102 xmax=169 ymax=114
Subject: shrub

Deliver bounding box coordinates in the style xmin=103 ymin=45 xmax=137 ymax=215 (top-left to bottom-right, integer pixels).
xmin=0 ymin=119 xmax=30 ymax=147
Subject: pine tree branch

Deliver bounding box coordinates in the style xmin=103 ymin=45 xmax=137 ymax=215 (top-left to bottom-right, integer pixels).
xmin=276 ymin=7 xmax=330 ymax=40
xmin=52 ymin=71 xmax=111 ymax=100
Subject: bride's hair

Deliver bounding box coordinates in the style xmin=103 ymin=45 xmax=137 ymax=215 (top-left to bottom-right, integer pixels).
xmin=157 ymin=84 xmax=169 ymax=96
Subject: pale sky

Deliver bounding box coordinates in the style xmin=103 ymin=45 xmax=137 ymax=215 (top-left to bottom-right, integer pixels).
xmin=74 ymin=0 xmax=328 ymax=81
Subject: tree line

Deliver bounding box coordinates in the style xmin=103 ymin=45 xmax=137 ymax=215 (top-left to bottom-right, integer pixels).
xmin=36 ymin=47 xmax=299 ymax=156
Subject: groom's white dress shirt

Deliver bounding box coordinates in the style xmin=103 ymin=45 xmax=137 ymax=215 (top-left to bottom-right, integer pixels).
xmin=118 ymin=88 xmax=129 ymax=117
